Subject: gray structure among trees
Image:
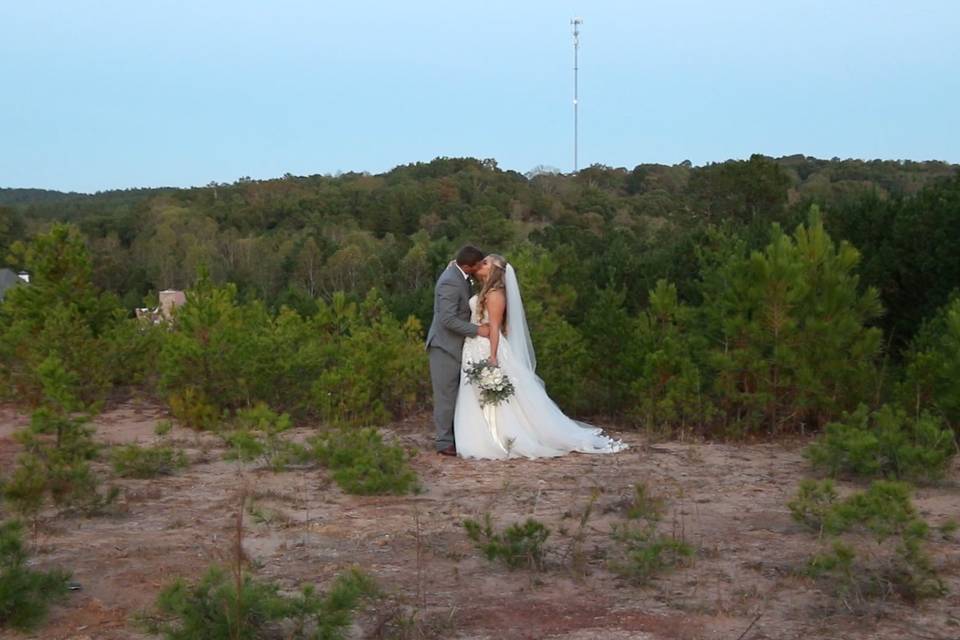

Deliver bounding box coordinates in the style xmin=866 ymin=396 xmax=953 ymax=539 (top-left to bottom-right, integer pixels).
xmin=0 ymin=268 xmax=27 ymax=301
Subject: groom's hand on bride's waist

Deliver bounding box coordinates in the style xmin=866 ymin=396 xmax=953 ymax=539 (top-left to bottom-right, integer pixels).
xmin=476 ymin=324 xmax=491 ymax=338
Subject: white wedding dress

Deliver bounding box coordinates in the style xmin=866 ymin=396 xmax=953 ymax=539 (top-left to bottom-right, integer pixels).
xmin=453 ymin=267 xmax=627 ymax=460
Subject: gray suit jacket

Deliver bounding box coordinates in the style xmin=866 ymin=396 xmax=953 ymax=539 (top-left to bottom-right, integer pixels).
xmin=425 ymin=263 xmax=478 ymax=359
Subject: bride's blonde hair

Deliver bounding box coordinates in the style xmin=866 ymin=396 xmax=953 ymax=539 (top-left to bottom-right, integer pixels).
xmin=478 ymin=254 xmax=508 ymax=333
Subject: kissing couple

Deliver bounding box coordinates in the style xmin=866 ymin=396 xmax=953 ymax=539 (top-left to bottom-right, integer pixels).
xmin=425 ymin=245 xmax=628 ymax=460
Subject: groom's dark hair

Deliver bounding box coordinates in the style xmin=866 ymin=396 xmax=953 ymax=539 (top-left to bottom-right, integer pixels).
xmin=455 ymin=245 xmax=486 ymax=267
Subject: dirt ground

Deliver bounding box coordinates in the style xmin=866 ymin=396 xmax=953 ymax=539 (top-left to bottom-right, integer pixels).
xmin=1 ymin=399 xmax=959 ymax=640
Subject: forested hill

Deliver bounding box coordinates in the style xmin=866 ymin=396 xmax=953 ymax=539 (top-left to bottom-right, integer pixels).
xmin=0 ymin=188 xmax=84 ymax=205
xmin=0 ymin=186 xmax=179 ymax=213
xmin=3 ymin=154 xmax=956 ymax=211
xmin=2 ymin=153 xmax=959 ymax=433
xmin=1 ymin=154 xmax=958 ymax=351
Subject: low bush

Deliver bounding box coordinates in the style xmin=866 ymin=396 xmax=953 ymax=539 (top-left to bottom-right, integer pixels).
xmin=154 ymin=419 xmax=173 ymax=437
xmin=309 ymin=428 xmax=418 ymax=495
xmin=608 ymin=483 xmax=693 ymax=584
xmin=787 ymin=478 xmax=839 ymax=533
xmin=608 ymin=525 xmax=694 ymax=584
xmin=141 ymin=485 xmax=378 ymax=640
xmin=463 ymin=514 xmax=551 ymax=571
xmin=221 ymin=403 xmax=309 ymax=471
xmin=147 ymin=566 xmax=376 ymax=640
xmin=168 ymin=388 xmax=222 ymax=431
xmin=0 ymin=520 xmax=70 ymax=631
xmin=623 ymin=482 xmax=667 ymax=521
xmin=110 ymin=444 xmax=188 ymax=478
xmin=805 ymin=404 xmax=956 ymax=483
xmin=1 ymin=454 xmax=48 ymax=519
xmin=3 ymin=357 xmax=117 ymax=518
xmin=789 ymin=479 xmax=945 ymax=603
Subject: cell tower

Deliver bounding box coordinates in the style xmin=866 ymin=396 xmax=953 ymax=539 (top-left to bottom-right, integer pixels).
xmin=571 ymin=17 xmax=582 ymax=173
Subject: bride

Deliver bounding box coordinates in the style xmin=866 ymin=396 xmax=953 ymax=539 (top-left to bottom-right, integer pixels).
xmin=454 ymin=254 xmax=627 ymax=459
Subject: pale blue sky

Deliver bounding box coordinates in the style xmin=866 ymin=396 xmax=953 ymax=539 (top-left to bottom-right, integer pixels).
xmin=2 ymin=1 xmax=958 ymax=192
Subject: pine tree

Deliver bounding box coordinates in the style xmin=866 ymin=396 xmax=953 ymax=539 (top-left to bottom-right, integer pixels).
xmin=630 ymin=279 xmax=714 ymax=432
xmin=158 ymin=270 xmax=265 ymax=425
xmin=0 ymin=520 xmax=70 ymax=631
xmin=705 ymin=208 xmax=883 ymax=433
xmin=0 ymin=224 xmax=119 ymax=406
xmin=900 ymin=295 xmax=960 ymax=430
xmin=3 ymin=355 xmax=112 ymax=518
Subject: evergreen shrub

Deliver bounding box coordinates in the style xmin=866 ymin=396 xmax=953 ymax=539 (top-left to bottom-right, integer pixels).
xmin=608 ymin=483 xmax=694 ymax=583
xmin=111 ymin=444 xmax=188 ymax=479
xmin=0 ymin=520 xmax=70 ymax=631
xmin=221 ymin=403 xmax=309 ymax=471
xmin=463 ymin=514 xmax=551 ymax=571
xmin=309 ymin=428 xmax=418 ymax=495
xmin=148 ymin=566 xmax=375 ymax=640
xmin=806 ymin=405 xmax=956 ymax=483
xmin=789 ymin=479 xmax=945 ymax=602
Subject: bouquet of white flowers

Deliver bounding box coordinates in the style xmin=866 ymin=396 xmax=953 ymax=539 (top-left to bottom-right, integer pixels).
xmin=463 ymin=359 xmax=516 ymax=407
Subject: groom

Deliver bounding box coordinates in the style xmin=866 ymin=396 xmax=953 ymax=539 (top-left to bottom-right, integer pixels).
xmin=426 ymin=245 xmax=490 ymax=456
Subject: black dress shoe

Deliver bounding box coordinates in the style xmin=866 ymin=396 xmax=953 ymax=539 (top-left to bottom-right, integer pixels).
xmin=437 ymin=444 xmax=457 ymax=457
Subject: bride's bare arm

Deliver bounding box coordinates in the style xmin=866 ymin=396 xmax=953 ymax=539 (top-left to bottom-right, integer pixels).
xmin=486 ymin=289 xmax=506 ymax=365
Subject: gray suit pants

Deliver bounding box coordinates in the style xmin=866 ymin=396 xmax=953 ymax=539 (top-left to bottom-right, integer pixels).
xmin=429 ymin=347 xmax=461 ymax=450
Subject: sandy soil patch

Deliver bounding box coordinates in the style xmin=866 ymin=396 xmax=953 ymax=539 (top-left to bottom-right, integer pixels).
xmin=1 ymin=401 xmax=958 ymax=639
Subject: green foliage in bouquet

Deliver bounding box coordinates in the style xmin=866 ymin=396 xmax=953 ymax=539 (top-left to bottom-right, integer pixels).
xmin=900 ymin=294 xmax=960 ymax=430
xmin=789 ymin=479 xmax=945 ymax=603
xmin=806 ymin=404 xmax=956 ymax=483
xmin=147 ymin=566 xmax=376 ymax=640
xmin=608 ymin=483 xmax=694 ymax=584
xmin=0 ymin=519 xmax=70 ymax=631
xmin=309 ymin=428 xmax=418 ymax=495
xmin=463 ymin=514 xmax=551 ymax=571
xmin=462 ymin=360 xmax=515 ymax=407
xmin=110 ymin=443 xmax=188 ymax=478
xmin=221 ymin=403 xmax=309 ymax=471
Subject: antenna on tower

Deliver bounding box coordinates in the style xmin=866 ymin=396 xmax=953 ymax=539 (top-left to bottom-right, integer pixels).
xmin=571 ymin=17 xmax=582 ymax=173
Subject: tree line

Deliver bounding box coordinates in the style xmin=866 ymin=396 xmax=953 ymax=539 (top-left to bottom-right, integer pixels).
xmin=1 ymin=154 xmax=958 ymax=437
